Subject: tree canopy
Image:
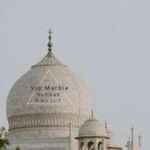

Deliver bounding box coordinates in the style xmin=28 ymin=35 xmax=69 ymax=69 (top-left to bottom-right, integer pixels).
xmin=0 ymin=127 xmax=9 ymax=150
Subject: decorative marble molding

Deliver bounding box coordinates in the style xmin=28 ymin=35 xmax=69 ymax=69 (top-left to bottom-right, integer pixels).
xmin=8 ymin=113 xmax=87 ymax=130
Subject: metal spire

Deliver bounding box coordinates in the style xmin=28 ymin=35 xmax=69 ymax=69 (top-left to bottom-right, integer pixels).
xmin=138 ymin=135 xmax=142 ymax=148
xmin=48 ymin=29 xmax=52 ymax=53
xmin=105 ymin=120 xmax=108 ymax=129
xmin=90 ymin=109 xmax=95 ymax=120
xmin=131 ymin=127 xmax=134 ymax=150
xmin=91 ymin=109 xmax=94 ymax=119
xmin=125 ymin=138 xmax=131 ymax=150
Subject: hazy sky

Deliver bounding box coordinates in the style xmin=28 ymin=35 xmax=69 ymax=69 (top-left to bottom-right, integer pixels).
xmin=0 ymin=0 xmax=149 ymax=149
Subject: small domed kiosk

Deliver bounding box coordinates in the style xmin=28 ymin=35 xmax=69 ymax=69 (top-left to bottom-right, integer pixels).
xmin=76 ymin=112 xmax=122 ymax=150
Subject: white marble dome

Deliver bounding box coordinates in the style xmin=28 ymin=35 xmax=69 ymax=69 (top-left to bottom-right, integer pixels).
xmin=7 ymin=51 xmax=92 ymax=130
xmin=78 ymin=115 xmax=108 ymax=138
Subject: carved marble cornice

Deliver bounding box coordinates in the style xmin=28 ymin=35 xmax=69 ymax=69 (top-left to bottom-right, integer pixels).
xmin=8 ymin=113 xmax=87 ymax=130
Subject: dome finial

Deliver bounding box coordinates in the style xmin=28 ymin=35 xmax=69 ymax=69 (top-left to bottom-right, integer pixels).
xmin=90 ymin=109 xmax=94 ymax=120
xmin=48 ymin=29 xmax=52 ymax=53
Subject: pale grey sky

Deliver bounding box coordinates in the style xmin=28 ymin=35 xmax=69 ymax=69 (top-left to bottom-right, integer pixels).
xmin=0 ymin=0 xmax=149 ymax=149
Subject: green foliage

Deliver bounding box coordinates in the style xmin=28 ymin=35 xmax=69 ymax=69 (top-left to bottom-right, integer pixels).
xmin=0 ymin=127 xmax=9 ymax=150
xmin=15 ymin=146 xmax=20 ymax=150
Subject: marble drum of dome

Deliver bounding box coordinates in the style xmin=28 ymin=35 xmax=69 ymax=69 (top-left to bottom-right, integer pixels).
xmin=7 ymin=51 xmax=92 ymax=132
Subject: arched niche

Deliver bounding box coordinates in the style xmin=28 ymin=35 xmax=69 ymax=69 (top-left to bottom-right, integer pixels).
xmin=87 ymin=141 xmax=95 ymax=150
xmin=80 ymin=142 xmax=84 ymax=150
xmin=97 ymin=142 xmax=103 ymax=150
